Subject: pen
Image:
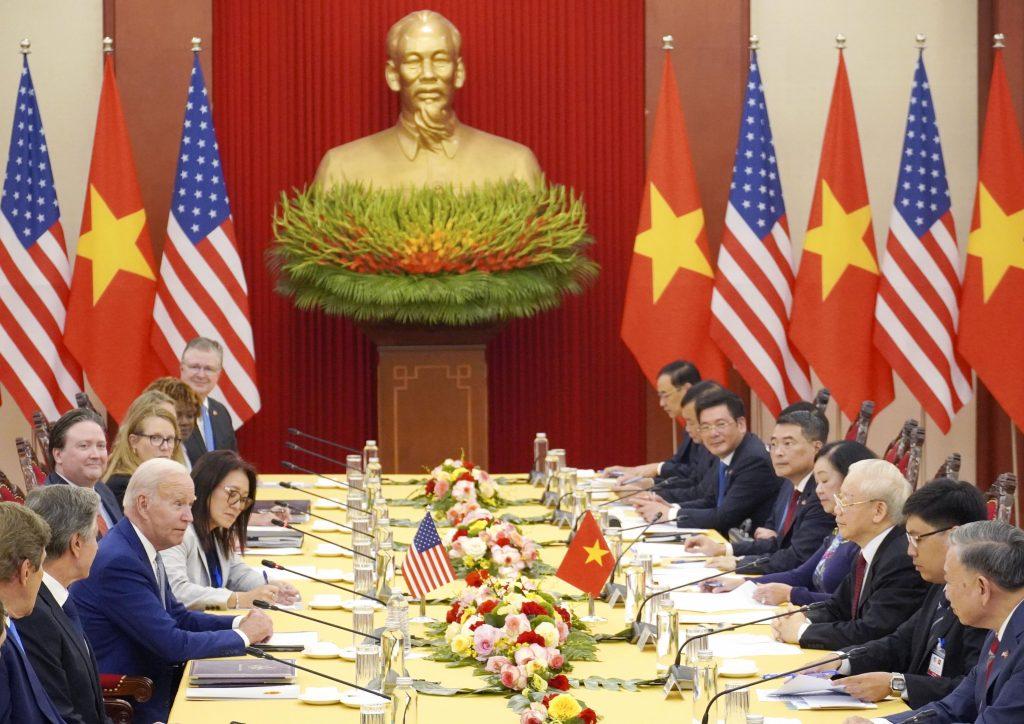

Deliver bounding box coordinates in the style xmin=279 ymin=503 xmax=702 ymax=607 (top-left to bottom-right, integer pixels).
xmin=263 ymin=570 xmax=270 ymax=585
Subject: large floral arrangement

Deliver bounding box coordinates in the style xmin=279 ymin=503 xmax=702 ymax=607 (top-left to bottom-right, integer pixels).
xmin=432 ymin=572 xmax=597 ymax=696
xmin=512 ymin=692 xmax=599 ymax=724
xmin=422 ymin=457 xmax=507 ymax=520
xmin=446 ymin=510 xmax=550 ymax=579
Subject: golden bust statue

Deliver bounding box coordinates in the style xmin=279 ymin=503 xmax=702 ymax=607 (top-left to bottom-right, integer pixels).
xmin=315 ymin=10 xmax=542 ymax=190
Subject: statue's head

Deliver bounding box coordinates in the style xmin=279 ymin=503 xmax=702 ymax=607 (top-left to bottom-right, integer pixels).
xmin=385 ymin=11 xmax=465 ymax=131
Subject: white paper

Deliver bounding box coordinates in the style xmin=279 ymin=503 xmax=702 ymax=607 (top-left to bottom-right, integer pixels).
xmin=768 ymin=673 xmax=846 ymax=698
xmin=652 ymin=566 xmax=723 ymax=586
xmin=672 ymin=581 xmax=773 ymax=612
xmin=788 ymin=695 xmax=876 ymax=710
xmin=676 ymin=609 xmax=773 ymax=625
xmin=644 ymin=524 xmax=704 ymax=536
xmin=264 ymin=631 xmax=319 ymax=648
xmin=244 ymin=547 xmax=304 ymax=556
xmin=260 ymin=564 xmax=316 ymax=581
xmin=708 ymin=633 xmax=802 ymax=658
xmin=186 ymin=684 xmax=300 ymax=700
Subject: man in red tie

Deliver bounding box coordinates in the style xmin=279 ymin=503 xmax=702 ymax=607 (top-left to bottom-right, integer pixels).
xmin=843 ymin=520 xmax=1024 ymax=724
xmin=772 ymin=459 xmax=928 ymax=649
xmin=685 ymin=409 xmax=835 ymax=574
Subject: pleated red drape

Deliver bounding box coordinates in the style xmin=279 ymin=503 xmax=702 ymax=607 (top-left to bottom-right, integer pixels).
xmin=212 ymin=0 xmax=646 ymax=473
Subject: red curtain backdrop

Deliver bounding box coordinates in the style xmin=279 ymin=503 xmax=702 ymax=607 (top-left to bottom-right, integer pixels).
xmin=211 ymin=0 xmax=646 ymax=473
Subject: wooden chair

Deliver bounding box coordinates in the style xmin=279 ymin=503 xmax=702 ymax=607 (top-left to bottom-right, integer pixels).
xmin=31 ymin=411 xmax=53 ymax=473
xmin=883 ymin=419 xmax=918 ymax=464
xmin=934 ymin=453 xmax=962 ymax=481
xmin=16 ymin=437 xmax=45 ymax=490
xmin=812 ymin=388 xmax=830 ymax=415
xmin=0 ymin=470 xmax=24 ymax=503
xmin=76 ymin=391 xmax=98 ymax=412
xmin=901 ymin=427 xmax=926 ymax=488
xmin=100 ymin=674 xmax=154 ymax=724
xmin=844 ymin=400 xmax=875 ymax=445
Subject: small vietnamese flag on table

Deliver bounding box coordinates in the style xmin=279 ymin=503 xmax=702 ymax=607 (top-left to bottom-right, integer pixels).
xmin=556 ymin=512 xmax=615 ymax=597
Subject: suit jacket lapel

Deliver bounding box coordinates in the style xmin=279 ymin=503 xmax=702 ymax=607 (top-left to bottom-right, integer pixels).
xmin=39 ymin=586 xmax=104 ymax=713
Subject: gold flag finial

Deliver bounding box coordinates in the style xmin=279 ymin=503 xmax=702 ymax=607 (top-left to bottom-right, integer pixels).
xmin=915 ymin=33 xmax=926 ymax=49
xmin=19 ymin=38 xmax=30 ymax=55
xmin=994 ymin=33 xmax=1006 ymax=49
xmin=661 ymin=35 xmax=674 ymax=51
xmin=103 ymin=37 xmax=114 ymax=54
xmin=749 ymin=34 xmax=760 ymax=51
xmin=191 ymin=36 xmax=202 ymax=52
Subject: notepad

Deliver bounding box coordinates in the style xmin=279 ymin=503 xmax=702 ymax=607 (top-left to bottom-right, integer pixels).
xmin=186 ymin=684 xmax=300 ymax=700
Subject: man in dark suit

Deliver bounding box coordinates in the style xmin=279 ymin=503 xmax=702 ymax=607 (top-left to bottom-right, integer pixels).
xmin=46 ymin=407 xmax=122 ymax=536
xmin=773 ymin=459 xmax=928 ymax=649
xmin=844 ymin=520 xmax=1024 ymax=724
xmin=0 ymin=502 xmax=64 ymax=724
xmin=179 ymin=337 xmax=238 ymax=466
xmin=815 ymin=479 xmax=988 ymax=709
xmin=19 ymin=485 xmax=111 ymax=724
xmin=71 ymin=458 xmax=272 ymax=723
xmin=634 ymin=389 xmax=783 ymax=535
xmin=685 ymin=409 xmax=835 ymax=574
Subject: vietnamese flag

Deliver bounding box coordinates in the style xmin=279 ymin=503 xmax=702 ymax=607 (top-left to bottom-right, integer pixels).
xmin=790 ymin=51 xmax=893 ymax=421
xmin=65 ymin=53 xmax=164 ymax=422
xmin=621 ymin=51 xmax=728 ymax=387
xmin=959 ymin=48 xmax=1024 ymax=431
xmin=556 ymin=512 xmax=615 ymax=597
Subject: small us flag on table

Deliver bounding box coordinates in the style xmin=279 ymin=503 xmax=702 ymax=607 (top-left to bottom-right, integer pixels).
xmin=403 ymin=514 xmax=455 ymax=598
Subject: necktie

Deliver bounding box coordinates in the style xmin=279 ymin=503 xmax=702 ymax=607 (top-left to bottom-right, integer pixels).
xmin=850 ymin=553 xmax=867 ymax=616
xmin=62 ymin=596 xmax=87 ymax=640
xmin=716 ymin=461 xmax=729 ymax=506
xmin=779 ymin=487 xmax=801 ymax=537
xmin=201 ymin=404 xmax=215 ymax=451
xmin=985 ymin=635 xmax=1000 ymax=686
xmin=155 ymin=552 xmax=168 ymax=609
xmin=95 ymin=513 xmax=108 ymax=538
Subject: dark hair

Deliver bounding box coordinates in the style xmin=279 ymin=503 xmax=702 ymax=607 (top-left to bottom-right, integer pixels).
xmin=778 ymin=402 xmax=830 ymax=439
xmin=190 ymin=450 xmax=257 ymax=557
xmin=681 ymin=380 xmax=722 ymax=407
xmin=903 ymin=478 xmax=987 ymax=529
xmin=695 ymin=389 xmax=745 ymax=420
xmin=815 ymin=440 xmax=876 ymax=477
xmin=657 ymin=360 xmax=701 ymax=389
xmin=776 ymin=410 xmax=829 ymax=444
xmin=48 ymin=408 xmax=105 ymax=457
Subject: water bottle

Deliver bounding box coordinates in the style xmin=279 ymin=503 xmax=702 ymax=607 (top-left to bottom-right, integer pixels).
xmin=347 ymin=453 xmax=364 ymax=479
xmin=655 ymin=598 xmax=678 ymax=675
xmin=362 ymin=440 xmax=379 ymax=474
xmin=366 ymin=455 xmax=383 ymax=492
xmin=359 ymin=700 xmax=389 ymax=724
xmin=623 ymin=557 xmax=646 ymax=624
xmin=532 ymin=433 xmax=548 ymax=484
xmin=372 ymin=493 xmax=390 ymax=530
xmin=691 ymin=649 xmax=719 ymax=724
xmin=386 ymin=590 xmax=411 ymax=654
xmin=390 ymin=676 xmax=418 ymax=724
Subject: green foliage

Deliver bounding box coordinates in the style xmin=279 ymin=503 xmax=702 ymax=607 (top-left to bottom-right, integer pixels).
xmin=561 ymin=630 xmax=599 ymax=662
xmin=270 ymin=180 xmax=598 ymax=326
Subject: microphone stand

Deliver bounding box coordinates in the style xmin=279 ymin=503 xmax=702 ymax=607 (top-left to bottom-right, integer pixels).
xmin=275 ymin=501 xmax=374 ymax=538
xmin=280 ymin=461 xmax=354 ymax=491
xmin=260 ymin=560 xmax=385 ymax=605
xmin=285 ymin=441 xmax=363 ymax=474
xmin=253 ymin=600 xmax=381 ymax=643
xmin=287 ymin=427 xmax=364 ymax=456
xmin=245 ymin=647 xmax=389 ymax=701
xmin=603 ymin=513 xmax=664 ymax=605
xmin=277 ymin=479 xmax=370 ymax=515
xmin=270 ymin=519 xmax=374 ymax=561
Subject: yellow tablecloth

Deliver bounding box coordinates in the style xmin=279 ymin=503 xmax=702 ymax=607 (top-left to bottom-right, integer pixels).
xmin=167 ymin=475 xmax=909 ymax=723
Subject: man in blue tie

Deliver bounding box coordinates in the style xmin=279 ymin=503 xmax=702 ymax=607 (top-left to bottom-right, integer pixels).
xmin=845 ymin=520 xmax=1024 ymax=724
xmin=0 ymin=502 xmax=64 ymax=724
xmin=179 ymin=337 xmax=238 ymax=467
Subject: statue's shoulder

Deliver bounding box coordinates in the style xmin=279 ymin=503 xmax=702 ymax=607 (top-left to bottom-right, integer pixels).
xmin=460 ymin=126 xmax=541 ymax=181
xmin=314 ymin=128 xmax=402 ymax=186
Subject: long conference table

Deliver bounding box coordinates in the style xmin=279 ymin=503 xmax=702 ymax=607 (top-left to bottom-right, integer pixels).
xmin=168 ymin=474 xmax=909 ymax=723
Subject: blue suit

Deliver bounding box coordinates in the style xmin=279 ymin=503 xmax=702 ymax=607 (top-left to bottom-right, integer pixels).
xmin=0 ymin=624 xmax=64 ymax=724
xmin=70 ymin=519 xmax=244 ymax=723
xmin=889 ymin=600 xmax=1024 ymax=723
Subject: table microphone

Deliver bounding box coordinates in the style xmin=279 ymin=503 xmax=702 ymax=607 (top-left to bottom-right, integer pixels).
xmin=274 ymin=501 xmax=374 ymax=538
xmin=253 ymin=599 xmax=381 ymax=642
xmin=599 ymin=478 xmax=673 ymax=506
xmin=602 ymin=513 xmax=662 ymax=605
xmin=630 ymin=555 xmax=770 ymax=644
xmin=672 ymin=600 xmax=828 ymax=669
xmin=277 ymin=478 xmax=370 ymax=514
xmin=699 ymin=647 xmax=866 ymax=724
xmin=285 ymin=441 xmax=362 ymax=474
xmin=287 ymin=427 xmax=364 ymax=456
xmin=280 ymin=461 xmax=354 ymax=491
xmin=270 ymin=518 xmax=374 ymax=561
xmin=245 ymin=646 xmax=389 ymax=701
xmin=261 ymin=560 xmax=385 ymax=604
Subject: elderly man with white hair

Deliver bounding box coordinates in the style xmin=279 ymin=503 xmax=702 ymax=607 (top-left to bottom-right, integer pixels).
xmin=70 ymin=457 xmax=273 ymax=724
xmin=772 ymin=459 xmax=929 ymax=649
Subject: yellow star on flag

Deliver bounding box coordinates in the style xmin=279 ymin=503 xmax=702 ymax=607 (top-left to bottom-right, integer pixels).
xmin=634 ymin=183 xmax=710 ymax=303
xmin=802 ymin=180 xmax=876 ymax=300
xmin=967 ymin=183 xmax=1024 ymax=303
xmin=583 ymin=541 xmax=609 ymax=565
xmin=76 ymin=184 xmax=153 ymax=305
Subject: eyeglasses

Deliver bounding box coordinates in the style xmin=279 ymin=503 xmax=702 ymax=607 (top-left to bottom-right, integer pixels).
xmin=906 ymin=526 xmax=953 ymax=547
xmin=224 ymin=487 xmax=254 ymax=509
xmin=833 ymin=494 xmax=881 ymax=513
xmin=698 ymin=420 xmax=737 ymax=434
xmin=133 ymin=433 xmax=181 ymax=448
xmin=183 ymin=362 xmax=221 ymax=375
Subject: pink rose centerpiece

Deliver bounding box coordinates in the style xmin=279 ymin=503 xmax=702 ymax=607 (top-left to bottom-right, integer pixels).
xmin=446 ymin=510 xmax=550 ymax=579
xmin=421 ymin=457 xmax=507 ymax=520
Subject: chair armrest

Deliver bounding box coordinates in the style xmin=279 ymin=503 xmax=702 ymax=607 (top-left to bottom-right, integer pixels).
xmin=100 ymin=674 xmax=154 ymax=702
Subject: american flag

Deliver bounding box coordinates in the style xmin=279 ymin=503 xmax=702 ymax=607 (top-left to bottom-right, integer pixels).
xmin=710 ymin=50 xmax=811 ymax=415
xmin=152 ymin=55 xmax=260 ymax=426
xmin=0 ymin=56 xmax=82 ymax=420
xmin=403 ymin=514 xmax=455 ymax=598
xmin=873 ymin=52 xmax=971 ymax=433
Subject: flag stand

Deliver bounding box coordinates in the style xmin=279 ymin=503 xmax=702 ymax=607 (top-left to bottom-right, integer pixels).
xmin=409 ymin=597 xmax=436 ymax=624
xmin=579 ymin=594 xmax=606 ymax=624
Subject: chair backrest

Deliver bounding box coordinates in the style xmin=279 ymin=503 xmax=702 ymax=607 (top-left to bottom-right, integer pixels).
xmin=16 ymin=437 xmax=45 ymax=490
xmin=31 ymin=411 xmax=52 ymax=473
xmin=813 ymin=388 xmax=830 ymax=416
xmin=934 ymin=452 xmax=961 ymax=481
xmin=76 ymin=391 xmax=98 ymax=412
xmin=845 ymin=400 xmax=875 ymax=444
xmin=883 ymin=419 xmax=918 ymax=463
xmin=0 ymin=470 xmax=24 ymax=503
xmin=902 ymin=427 xmax=926 ymax=488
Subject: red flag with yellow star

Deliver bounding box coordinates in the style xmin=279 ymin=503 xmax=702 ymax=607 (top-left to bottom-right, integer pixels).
xmin=555 ymin=511 xmax=615 ymax=596
xmin=65 ymin=54 xmax=163 ymax=422
xmin=621 ymin=51 xmax=728 ymax=387
xmin=959 ymin=49 xmax=1024 ymax=431
xmin=790 ymin=52 xmax=893 ymax=421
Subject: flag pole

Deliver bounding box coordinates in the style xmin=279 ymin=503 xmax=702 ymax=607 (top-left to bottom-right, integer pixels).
xmin=410 ymin=596 xmax=435 ymax=624
xmin=580 ymin=593 xmax=606 ymax=624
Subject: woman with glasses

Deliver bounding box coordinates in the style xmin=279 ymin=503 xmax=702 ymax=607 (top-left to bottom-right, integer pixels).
xmin=104 ymin=400 xmax=182 ymax=509
xmin=163 ymin=450 xmax=299 ymax=610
